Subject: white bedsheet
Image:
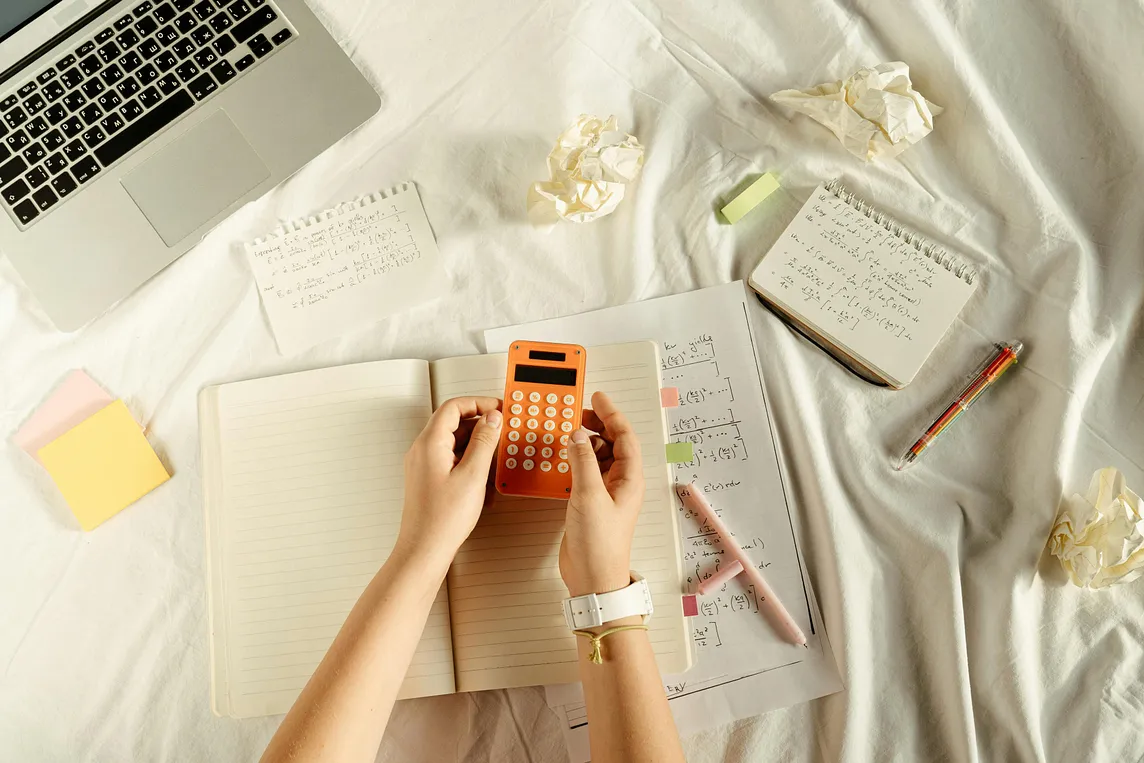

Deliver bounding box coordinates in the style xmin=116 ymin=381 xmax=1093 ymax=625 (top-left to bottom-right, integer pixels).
xmin=2 ymin=1 xmax=1143 ymax=761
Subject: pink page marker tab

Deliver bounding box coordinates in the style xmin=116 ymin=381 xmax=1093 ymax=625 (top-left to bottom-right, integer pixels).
xmin=681 ymin=594 xmax=699 ymax=617
xmin=14 ymin=371 xmax=115 ymax=463
xmin=660 ymin=387 xmax=680 ymax=408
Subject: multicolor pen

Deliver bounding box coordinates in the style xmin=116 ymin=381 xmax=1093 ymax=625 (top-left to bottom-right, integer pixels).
xmin=896 ymin=341 xmax=1024 ymax=471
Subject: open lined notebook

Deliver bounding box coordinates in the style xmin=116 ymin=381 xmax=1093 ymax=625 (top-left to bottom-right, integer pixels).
xmin=199 ymin=342 xmax=691 ymax=718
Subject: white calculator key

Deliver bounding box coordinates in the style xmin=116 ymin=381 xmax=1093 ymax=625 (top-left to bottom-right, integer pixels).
xmin=528 ymin=405 xmax=540 ymax=416
xmin=506 ymin=444 xmax=518 ymax=456
xmin=525 ymin=431 xmax=538 ymax=443
xmin=542 ymin=433 xmax=555 ymax=444
xmin=505 ymin=458 xmax=518 ymax=469
xmin=557 ymin=462 xmax=569 ymax=474
xmin=561 ymin=408 xmax=574 ymax=419
xmin=529 ymin=392 xmax=541 ymax=403
xmin=526 ymin=418 xmax=539 ymax=430
xmin=563 ymin=394 xmax=575 ymax=405
xmin=545 ymin=406 xmax=557 ymax=418
xmin=508 ymin=417 xmax=521 ymax=429
xmin=508 ymin=431 xmax=520 ymax=442
xmin=560 ymin=434 xmax=570 ymax=446
xmin=546 ymin=393 xmax=558 ymax=404
xmin=512 ymin=390 xmax=524 ymax=402
xmin=559 ymin=448 xmax=568 ymax=460
xmin=561 ymin=421 xmax=574 ymax=432
xmin=543 ymin=420 xmax=556 ymax=431
xmin=540 ymin=460 xmax=552 ymax=472
xmin=541 ymin=447 xmax=553 ymax=458
xmin=524 ymin=445 xmax=536 ymax=457
xmin=523 ymin=459 xmax=535 ymax=471
xmin=510 ymin=404 xmax=522 ymax=415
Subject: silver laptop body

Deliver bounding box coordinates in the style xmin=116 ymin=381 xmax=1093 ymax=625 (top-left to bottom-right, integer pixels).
xmin=0 ymin=0 xmax=380 ymax=330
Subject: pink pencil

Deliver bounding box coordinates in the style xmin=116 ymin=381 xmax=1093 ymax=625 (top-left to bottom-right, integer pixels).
xmin=679 ymin=483 xmax=807 ymax=646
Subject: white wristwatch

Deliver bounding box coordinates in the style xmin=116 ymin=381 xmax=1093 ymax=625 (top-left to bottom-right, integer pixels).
xmin=562 ymin=572 xmax=654 ymax=629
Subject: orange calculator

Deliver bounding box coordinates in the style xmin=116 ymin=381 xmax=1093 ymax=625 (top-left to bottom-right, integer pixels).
xmin=495 ymin=341 xmax=587 ymax=498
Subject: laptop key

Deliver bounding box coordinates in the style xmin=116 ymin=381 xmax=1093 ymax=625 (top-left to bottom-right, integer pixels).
xmin=140 ymin=39 xmax=162 ymax=60
xmin=192 ymin=26 xmax=215 ymax=47
xmin=210 ymin=13 xmax=233 ymax=33
xmin=98 ymin=91 xmax=122 ymax=111
xmin=42 ymin=130 xmax=64 ymax=150
xmin=156 ymin=25 xmax=179 ymax=46
xmin=60 ymin=67 xmax=84 ymax=89
xmin=194 ymin=48 xmax=218 ymax=68
xmin=73 ymin=155 xmax=100 ymax=183
xmin=95 ymin=89 xmax=194 ymax=166
xmin=175 ymin=0 xmax=195 ymax=10
xmin=154 ymin=3 xmax=177 ymax=24
xmin=5 ymin=108 xmax=28 ymax=129
xmin=212 ymin=34 xmax=236 ymax=55
xmin=81 ymin=79 xmax=106 ymax=99
xmin=228 ymin=1 xmax=252 ymax=21
xmin=82 ymin=126 xmax=107 ymax=149
xmin=76 ymin=41 xmax=97 ymax=58
xmin=0 ymin=144 xmax=8 ymax=162
xmin=271 ymin=28 xmax=292 ymax=45
xmin=157 ymin=74 xmax=181 ymax=95
xmin=25 ymin=117 xmax=48 ymax=139
xmin=96 ymin=28 xmax=115 ymax=44
xmin=5 ymin=131 xmax=29 ymax=150
xmin=43 ymin=81 xmax=66 ymax=102
xmin=32 ymin=186 xmax=57 ymax=212
xmin=80 ymin=104 xmax=103 ymax=126
xmin=25 ymin=166 xmax=49 ymax=189
xmin=155 ymin=51 xmax=178 ymax=72
xmin=23 ymin=94 xmax=46 ymax=116
xmin=45 ymin=152 xmax=68 ymax=175
xmin=234 ymin=54 xmax=255 ymax=71
xmin=139 ymin=86 xmax=162 ymax=108
xmin=63 ymin=92 xmax=86 ymax=112
xmin=79 ymin=55 xmax=103 ymax=76
xmin=232 ymin=6 xmax=274 ymax=43
xmin=119 ymin=51 xmax=143 ymax=73
xmin=175 ymin=61 xmax=199 ymax=82
xmin=37 ymin=69 xmax=57 ymax=85
xmin=116 ymin=29 xmax=140 ymax=50
xmin=175 ymin=13 xmax=198 ymax=34
xmin=18 ymin=82 xmax=38 ymax=99
xmin=63 ymin=139 xmax=87 ymax=161
xmin=133 ymin=1 xmax=155 ymax=16
xmin=1 ymin=95 xmax=19 ymax=112
xmin=115 ymin=14 xmax=135 ymax=31
xmin=101 ymin=65 xmax=125 ymax=86
xmin=98 ymin=42 xmax=121 ymax=64
xmin=193 ymin=0 xmax=216 ymax=19
xmin=0 ymin=154 xmax=28 ymax=184
xmin=188 ymin=73 xmax=217 ymax=100
xmin=210 ymin=60 xmax=236 ymax=84
xmin=118 ymin=78 xmax=141 ymax=98
xmin=52 ymin=171 xmax=78 ymax=198
xmin=22 ymin=143 xmax=46 ymax=164
xmin=2 ymin=178 xmax=30 ymax=204
xmin=121 ymin=99 xmax=144 ymax=121
xmin=100 ymin=113 xmax=126 ymax=135
xmin=57 ymin=54 xmax=77 ymax=70
xmin=173 ymin=39 xmax=196 ymax=59
xmin=62 ymin=119 xmax=84 ymax=140
xmin=13 ymin=198 xmax=38 ymax=224
xmin=136 ymin=15 xmax=159 ymax=37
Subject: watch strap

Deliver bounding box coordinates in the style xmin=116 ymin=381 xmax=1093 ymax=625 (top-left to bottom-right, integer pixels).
xmin=562 ymin=573 xmax=653 ymax=629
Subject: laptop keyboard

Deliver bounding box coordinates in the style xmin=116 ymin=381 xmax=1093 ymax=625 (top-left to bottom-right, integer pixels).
xmin=0 ymin=0 xmax=296 ymax=229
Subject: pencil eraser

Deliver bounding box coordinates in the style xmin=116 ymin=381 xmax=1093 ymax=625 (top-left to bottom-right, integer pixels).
xmin=682 ymin=594 xmax=699 ymax=617
xmin=720 ymin=173 xmax=780 ymax=224
xmin=660 ymin=387 xmax=680 ymax=408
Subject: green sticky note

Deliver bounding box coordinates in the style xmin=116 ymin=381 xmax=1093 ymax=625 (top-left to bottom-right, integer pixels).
xmin=720 ymin=173 xmax=780 ymax=223
xmin=665 ymin=442 xmax=694 ymax=464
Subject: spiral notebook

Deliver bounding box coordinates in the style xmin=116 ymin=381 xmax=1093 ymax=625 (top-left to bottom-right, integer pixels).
xmin=748 ymin=181 xmax=978 ymax=388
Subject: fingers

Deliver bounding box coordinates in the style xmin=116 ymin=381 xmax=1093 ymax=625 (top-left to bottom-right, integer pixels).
xmin=568 ymin=428 xmax=607 ymax=498
xmin=426 ymin=397 xmax=502 ymax=443
xmin=587 ymin=392 xmax=643 ymax=503
xmin=582 ymin=409 xmax=607 ymax=435
xmin=457 ymin=409 xmax=503 ymax=477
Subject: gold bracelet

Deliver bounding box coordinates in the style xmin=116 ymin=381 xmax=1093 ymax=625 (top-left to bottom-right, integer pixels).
xmin=572 ymin=622 xmax=649 ymax=665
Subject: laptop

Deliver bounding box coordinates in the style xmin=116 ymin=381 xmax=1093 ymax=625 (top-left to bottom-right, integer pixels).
xmin=0 ymin=0 xmax=381 ymax=330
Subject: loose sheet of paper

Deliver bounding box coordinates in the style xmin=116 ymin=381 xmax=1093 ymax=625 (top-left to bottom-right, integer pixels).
xmin=14 ymin=370 xmax=115 ymax=462
xmin=749 ymin=184 xmax=976 ymax=387
xmin=246 ymin=183 xmax=448 ymax=355
xmin=485 ymin=282 xmax=841 ymax=756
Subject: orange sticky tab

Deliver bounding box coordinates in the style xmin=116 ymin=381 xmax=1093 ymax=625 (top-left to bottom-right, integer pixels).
xmin=682 ymin=594 xmax=699 ymax=617
xmin=660 ymin=387 xmax=680 ymax=408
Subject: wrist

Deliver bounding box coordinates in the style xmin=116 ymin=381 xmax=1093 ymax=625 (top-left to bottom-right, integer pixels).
xmin=389 ymin=536 xmax=455 ymax=584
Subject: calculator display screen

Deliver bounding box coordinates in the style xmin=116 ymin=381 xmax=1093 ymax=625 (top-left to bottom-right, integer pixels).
xmin=514 ymin=364 xmax=577 ymax=386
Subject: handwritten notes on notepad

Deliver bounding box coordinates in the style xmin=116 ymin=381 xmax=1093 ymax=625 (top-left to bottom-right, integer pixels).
xmin=246 ymin=184 xmax=448 ymax=355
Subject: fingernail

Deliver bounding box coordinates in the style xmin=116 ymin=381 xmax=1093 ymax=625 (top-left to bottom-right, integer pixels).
xmin=486 ymin=410 xmax=502 ymax=427
xmin=572 ymin=429 xmax=589 ymax=444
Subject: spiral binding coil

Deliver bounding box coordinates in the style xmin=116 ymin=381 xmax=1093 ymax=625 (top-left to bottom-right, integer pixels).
xmin=250 ymin=183 xmax=413 ymax=246
xmin=824 ymin=179 xmax=976 ymax=285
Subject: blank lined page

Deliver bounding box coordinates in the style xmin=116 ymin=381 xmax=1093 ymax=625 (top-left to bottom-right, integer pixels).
xmin=201 ymin=360 xmax=455 ymax=718
xmin=430 ymin=343 xmax=689 ymax=692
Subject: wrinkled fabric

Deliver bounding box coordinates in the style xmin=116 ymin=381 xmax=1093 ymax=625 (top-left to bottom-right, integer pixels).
xmin=1 ymin=1 xmax=1142 ymax=762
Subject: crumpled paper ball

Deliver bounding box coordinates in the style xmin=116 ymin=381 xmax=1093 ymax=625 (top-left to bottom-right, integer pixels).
xmin=772 ymin=61 xmax=942 ymax=162
xmin=1048 ymin=467 xmax=1144 ymax=589
xmin=527 ymin=114 xmax=644 ymax=224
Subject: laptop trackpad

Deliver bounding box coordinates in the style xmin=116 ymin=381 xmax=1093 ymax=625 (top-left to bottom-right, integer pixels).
xmin=122 ymin=112 xmax=270 ymax=246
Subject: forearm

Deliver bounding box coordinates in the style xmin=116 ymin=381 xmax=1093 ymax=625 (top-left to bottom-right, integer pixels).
xmin=577 ymin=617 xmax=685 ymax=763
xmin=260 ymin=543 xmax=451 ymax=763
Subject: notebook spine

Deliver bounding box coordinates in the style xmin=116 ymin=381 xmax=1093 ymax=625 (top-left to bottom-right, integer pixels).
xmin=824 ymin=179 xmax=976 ymax=285
xmin=248 ymin=182 xmax=413 ymax=246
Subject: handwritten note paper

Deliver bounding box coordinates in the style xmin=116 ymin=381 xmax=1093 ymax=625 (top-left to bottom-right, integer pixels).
xmin=750 ymin=183 xmax=976 ymax=387
xmin=246 ymin=183 xmax=448 ymax=355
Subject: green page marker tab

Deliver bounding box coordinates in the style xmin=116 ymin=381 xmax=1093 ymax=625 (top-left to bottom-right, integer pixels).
xmin=665 ymin=441 xmax=694 ymax=463
xmin=720 ymin=173 xmax=780 ymax=223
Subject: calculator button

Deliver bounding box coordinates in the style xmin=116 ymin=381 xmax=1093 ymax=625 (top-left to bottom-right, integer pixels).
xmin=546 ymin=393 xmax=558 ymax=404
xmin=507 ymin=431 xmax=520 ymax=442
xmin=561 ymin=421 xmax=574 ymax=432
xmin=529 ymin=392 xmax=541 ymax=403
xmin=542 ymin=433 xmax=555 ymax=445
xmin=505 ymin=458 xmax=517 ymax=469
xmin=563 ymin=394 xmax=575 ymax=405
xmin=523 ymin=459 xmax=535 ymax=471
xmin=540 ymin=460 xmax=552 ymax=472
xmin=559 ymin=448 xmax=569 ymax=460
xmin=525 ymin=431 xmax=537 ymax=443
xmin=506 ymin=444 xmax=518 ymax=456
xmin=510 ymin=403 xmax=522 ymax=415
xmin=527 ymin=405 xmax=540 ymax=416
xmin=541 ymin=447 xmax=553 ymax=458
xmin=511 ymin=390 xmax=524 ymax=402
xmin=524 ymin=445 xmax=536 ymax=457
xmin=526 ymin=418 xmax=539 ymax=430
xmin=560 ymin=435 xmax=570 ymax=446
xmin=562 ymin=408 xmax=574 ymax=419
xmin=545 ymin=406 xmax=556 ymax=418
xmin=509 ymin=417 xmax=521 ymax=429
xmin=543 ymin=420 xmax=556 ymax=431
xmin=557 ymin=462 xmax=569 ymax=474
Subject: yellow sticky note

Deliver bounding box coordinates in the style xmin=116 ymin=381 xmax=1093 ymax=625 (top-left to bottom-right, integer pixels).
xmin=38 ymin=400 xmax=170 ymax=531
xmin=665 ymin=442 xmax=694 ymax=464
xmin=720 ymin=173 xmax=780 ymax=223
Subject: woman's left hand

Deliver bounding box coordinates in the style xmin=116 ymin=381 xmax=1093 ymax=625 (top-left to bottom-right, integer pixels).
xmin=396 ymin=397 xmax=503 ymax=566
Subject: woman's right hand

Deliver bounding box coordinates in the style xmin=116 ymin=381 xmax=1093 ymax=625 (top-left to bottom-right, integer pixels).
xmin=559 ymin=391 xmax=645 ymax=597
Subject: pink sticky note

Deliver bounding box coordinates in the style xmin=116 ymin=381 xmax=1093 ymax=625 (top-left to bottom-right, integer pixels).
xmin=14 ymin=371 xmax=116 ymax=463
xmin=660 ymin=387 xmax=680 ymax=408
xmin=682 ymin=594 xmax=699 ymax=617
